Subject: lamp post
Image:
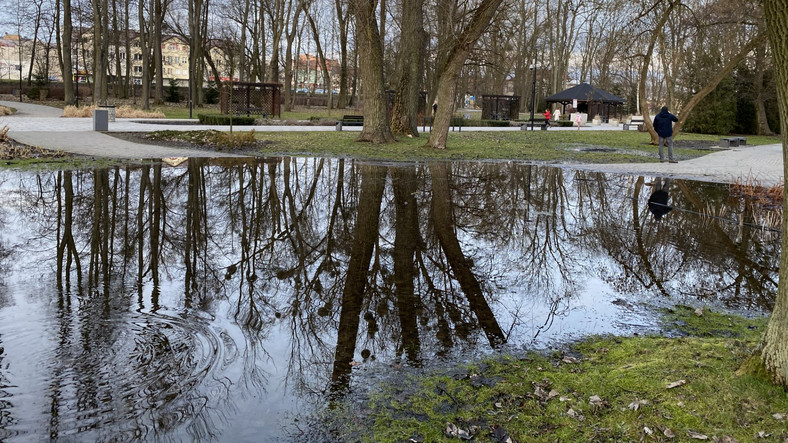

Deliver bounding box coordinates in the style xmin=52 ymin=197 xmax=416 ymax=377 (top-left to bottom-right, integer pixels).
xmin=529 ymin=64 xmax=537 ymax=131
xmin=74 ymin=45 xmax=79 ymax=107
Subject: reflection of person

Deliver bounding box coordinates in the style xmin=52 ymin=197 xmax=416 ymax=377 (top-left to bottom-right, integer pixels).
xmin=648 ymin=177 xmax=673 ymax=221
xmin=653 ymin=106 xmax=679 ymax=163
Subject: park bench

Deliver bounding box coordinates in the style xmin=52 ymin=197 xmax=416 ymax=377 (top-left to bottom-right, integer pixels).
xmin=623 ymin=116 xmax=645 ymax=130
xmin=236 ymin=107 xmax=268 ymax=117
xmin=720 ymin=137 xmax=747 ymax=148
xmin=336 ymin=115 xmax=364 ymax=131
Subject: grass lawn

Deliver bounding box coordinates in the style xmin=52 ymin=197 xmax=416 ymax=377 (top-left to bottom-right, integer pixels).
xmin=243 ymin=130 xmax=780 ymax=163
xmin=331 ymin=307 xmax=787 ymax=442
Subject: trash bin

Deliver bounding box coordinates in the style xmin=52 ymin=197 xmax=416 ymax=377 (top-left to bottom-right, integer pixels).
xmin=93 ymin=109 xmax=109 ymax=131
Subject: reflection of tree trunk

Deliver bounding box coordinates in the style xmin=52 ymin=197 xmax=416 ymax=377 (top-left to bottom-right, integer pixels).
xmin=391 ymin=166 xmax=422 ymax=364
xmin=56 ymin=171 xmax=82 ymax=288
xmin=331 ymin=165 xmax=387 ymax=390
xmin=137 ymin=166 xmax=149 ymax=308
xmin=185 ymin=159 xmax=208 ymax=308
xmin=150 ymin=164 xmax=162 ymax=311
xmin=631 ymin=177 xmax=669 ymax=296
xmin=429 ymin=163 xmax=505 ymax=346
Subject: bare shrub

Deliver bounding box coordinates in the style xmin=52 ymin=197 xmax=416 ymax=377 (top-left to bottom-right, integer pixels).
xmin=62 ymin=105 xmax=165 ymax=118
xmin=0 ymin=105 xmax=12 ymax=116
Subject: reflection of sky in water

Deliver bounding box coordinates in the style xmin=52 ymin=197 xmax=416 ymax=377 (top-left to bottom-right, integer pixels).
xmin=0 ymin=161 xmax=778 ymax=441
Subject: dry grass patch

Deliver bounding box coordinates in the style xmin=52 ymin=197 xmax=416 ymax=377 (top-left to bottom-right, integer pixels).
xmin=0 ymin=105 xmax=12 ymax=116
xmin=62 ymin=105 xmax=166 ymax=118
xmin=0 ymin=125 xmax=68 ymax=160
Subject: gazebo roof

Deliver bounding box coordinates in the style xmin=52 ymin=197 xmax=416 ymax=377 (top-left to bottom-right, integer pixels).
xmin=545 ymin=83 xmax=625 ymax=104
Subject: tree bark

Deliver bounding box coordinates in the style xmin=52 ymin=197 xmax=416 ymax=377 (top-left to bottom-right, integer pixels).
xmin=426 ymin=0 xmax=503 ymax=149
xmin=351 ymin=0 xmax=396 ymax=143
xmin=389 ymin=0 xmax=425 ymax=137
xmin=62 ymin=0 xmax=74 ymax=105
xmin=761 ymin=0 xmax=788 ymax=388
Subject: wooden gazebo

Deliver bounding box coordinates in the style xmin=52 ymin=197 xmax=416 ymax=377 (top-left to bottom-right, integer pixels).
xmin=545 ymin=83 xmax=625 ymax=122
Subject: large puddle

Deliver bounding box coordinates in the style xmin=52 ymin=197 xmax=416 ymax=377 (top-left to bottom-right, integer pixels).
xmin=0 ymin=158 xmax=779 ymax=440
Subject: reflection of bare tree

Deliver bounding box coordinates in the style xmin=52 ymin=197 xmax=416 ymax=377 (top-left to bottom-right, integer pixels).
xmin=56 ymin=170 xmax=82 ymax=289
xmin=331 ymin=164 xmax=387 ymax=390
xmin=675 ymin=180 xmax=778 ymax=308
xmin=585 ymin=173 xmax=778 ymax=309
xmin=391 ymin=166 xmax=422 ymax=365
xmin=429 ymin=162 xmax=505 ymax=347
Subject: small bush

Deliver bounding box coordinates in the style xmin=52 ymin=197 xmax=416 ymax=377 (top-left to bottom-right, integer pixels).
xmin=197 ymin=114 xmax=256 ymax=125
xmin=212 ymin=130 xmax=258 ymax=150
xmin=0 ymin=105 xmax=12 ymax=116
xmin=166 ymin=78 xmax=181 ymax=103
xmin=204 ymin=83 xmax=220 ymax=104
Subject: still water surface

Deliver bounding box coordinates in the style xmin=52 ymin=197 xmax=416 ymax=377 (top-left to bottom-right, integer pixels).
xmin=0 ymin=158 xmax=779 ymax=441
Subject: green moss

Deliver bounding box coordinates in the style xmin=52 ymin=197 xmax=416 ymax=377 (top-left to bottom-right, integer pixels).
xmin=329 ymin=311 xmax=787 ymax=442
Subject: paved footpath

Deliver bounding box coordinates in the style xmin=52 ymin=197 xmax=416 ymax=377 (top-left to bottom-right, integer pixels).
xmin=1 ymin=100 xmax=784 ymax=185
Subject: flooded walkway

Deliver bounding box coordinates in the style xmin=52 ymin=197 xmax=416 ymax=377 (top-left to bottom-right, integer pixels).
xmin=0 ymin=159 xmax=778 ymax=440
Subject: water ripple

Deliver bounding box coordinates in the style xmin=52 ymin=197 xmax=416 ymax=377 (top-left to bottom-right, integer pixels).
xmin=0 ymin=309 xmax=229 ymax=441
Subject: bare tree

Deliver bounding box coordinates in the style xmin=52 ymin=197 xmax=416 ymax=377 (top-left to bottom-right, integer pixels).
xmin=760 ymin=0 xmax=788 ymax=388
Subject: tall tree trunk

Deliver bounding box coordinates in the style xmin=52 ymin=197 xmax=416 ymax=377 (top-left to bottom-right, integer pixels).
xmin=427 ymin=0 xmax=503 ymax=149
xmin=139 ymin=0 xmax=151 ymax=109
xmin=754 ymin=43 xmax=775 ymax=135
xmin=334 ymin=0 xmax=350 ymax=109
xmin=389 ymin=0 xmax=425 ymax=137
xmin=62 ymin=0 xmax=74 ymax=105
xmin=351 ymin=0 xmax=395 ymax=143
xmin=761 ymin=0 xmax=788 ymax=388
xmin=153 ymin=0 xmax=165 ymax=104
xmin=638 ymin=0 xmax=679 ymax=143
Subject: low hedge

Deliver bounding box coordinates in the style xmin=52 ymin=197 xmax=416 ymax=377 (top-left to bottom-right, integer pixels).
xmin=197 ymin=114 xmax=257 ymax=125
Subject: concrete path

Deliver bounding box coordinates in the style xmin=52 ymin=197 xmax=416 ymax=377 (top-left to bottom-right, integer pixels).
xmin=1 ymin=100 xmax=784 ymax=185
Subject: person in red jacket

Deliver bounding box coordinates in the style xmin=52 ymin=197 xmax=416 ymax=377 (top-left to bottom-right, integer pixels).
xmin=543 ymin=109 xmax=552 ymax=127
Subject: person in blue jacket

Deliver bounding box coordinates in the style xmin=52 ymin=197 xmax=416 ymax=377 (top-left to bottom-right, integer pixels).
xmin=653 ymin=106 xmax=679 ymax=163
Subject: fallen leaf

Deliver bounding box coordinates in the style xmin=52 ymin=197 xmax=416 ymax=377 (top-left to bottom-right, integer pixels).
xmin=663 ymin=427 xmax=675 ymax=438
xmin=688 ymin=431 xmax=709 ymax=440
xmin=772 ymin=412 xmax=785 ymax=420
xmin=533 ymin=386 xmax=548 ymax=401
xmin=349 ymin=361 xmax=362 ymax=366
xmin=644 ymin=426 xmax=654 ymax=436
xmin=666 ymin=379 xmax=688 ymax=389
xmin=589 ymin=395 xmax=603 ymax=404
xmin=547 ymin=389 xmax=560 ymax=400
xmin=566 ymin=408 xmax=585 ymax=421
xmin=562 ymin=356 xmax=580 ymax=364
xmin=712 ymin=436 xmax=739 ymax=443
xmin=628 ymin=399 xmax=649 ymax=411
xmin=756 ymin=431 xmax=771 ymax=438
xmin=694 ymin=307 xmax=704 ymax=316
xmin=559 ymin=396 xmax=572 ymax=402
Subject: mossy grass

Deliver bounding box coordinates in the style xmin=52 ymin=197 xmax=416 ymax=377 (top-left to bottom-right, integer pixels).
xmin=143 ymin=130 xmax=779 ymax=163
xmin=332 ymin=308 xmax=787 ymax=442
